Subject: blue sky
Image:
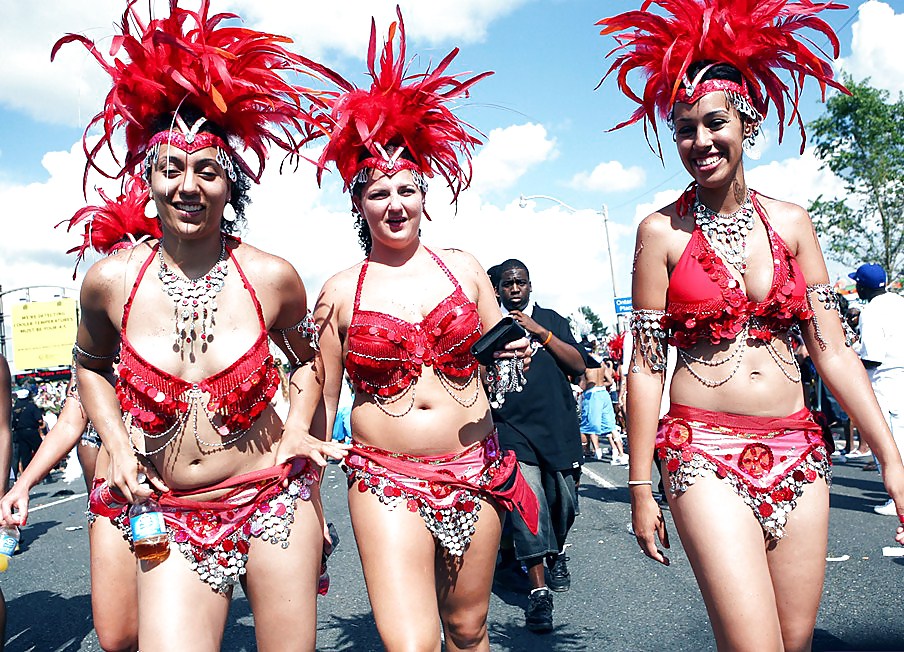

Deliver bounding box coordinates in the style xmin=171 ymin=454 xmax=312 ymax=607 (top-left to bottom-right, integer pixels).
xmin=1 ymin=0 xmax=902 ymax=366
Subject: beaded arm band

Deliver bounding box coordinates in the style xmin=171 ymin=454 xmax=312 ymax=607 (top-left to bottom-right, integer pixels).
xmin=276 ymin=310 xmax=320 ymax=366
xmin=72 ymin=342 xmax=119 ymax=363
xmin=805 ymin=284 xmax=856 ymax=350
xmin=630 ymin=309 xmax=668 ymax=373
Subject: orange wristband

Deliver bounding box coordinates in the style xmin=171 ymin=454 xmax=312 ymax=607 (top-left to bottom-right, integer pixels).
xmin=541 ymin=330 xmax=553 ymax=346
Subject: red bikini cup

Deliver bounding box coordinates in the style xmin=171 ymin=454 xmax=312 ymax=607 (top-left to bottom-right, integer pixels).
xmin=345 ymin=248 xmax=482 ymax=398
xmin=664 ymin=192 xmax=812 ymax=348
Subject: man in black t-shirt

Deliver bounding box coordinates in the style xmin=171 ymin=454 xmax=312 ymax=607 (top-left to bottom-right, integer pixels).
xmin=11 ymin=388 xmax=44 ymax=478
xmin=490 ymin=259 xmax=585 ymax=633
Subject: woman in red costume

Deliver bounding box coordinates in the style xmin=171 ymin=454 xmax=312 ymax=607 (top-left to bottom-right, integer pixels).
xmin=599 ymin=1 xmax=904 ymax=650
xmin=56 ymin=3 xmax=347 ymax=650
xmin=306 ymin=10 xmax=536 ymax=651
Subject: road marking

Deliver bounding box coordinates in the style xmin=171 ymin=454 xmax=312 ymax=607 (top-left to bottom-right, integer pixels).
xmin=581 ymin=465 xmax=617 ymax=489
xmin=29 ymin=492 xmax=88 ymax=513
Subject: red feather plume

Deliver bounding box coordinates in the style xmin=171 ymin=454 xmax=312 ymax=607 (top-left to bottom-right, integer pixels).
xmin=59 ymin=176 xmax=161 ymax=278
xmin=597 ymin=0 xmax=849 ymax=154
xmin=607 ymin=331 xmax=626 ymax=365
xmin=310 ymin=6 xmax=493 ymax=203
xmin=52 ymin=0 xmax=334 ymax=189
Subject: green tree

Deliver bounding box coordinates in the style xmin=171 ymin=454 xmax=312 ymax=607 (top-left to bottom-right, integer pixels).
xmin=808 ymin=76 xmax=904 ymax=282
xmin=578 ymin=306 xmax=609 ymax=340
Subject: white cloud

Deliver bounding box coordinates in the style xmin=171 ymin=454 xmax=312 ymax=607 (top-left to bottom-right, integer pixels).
xmin=235 ymin=0 xmax=527 ymax=60
xmin=746 ymin=148 xmax=845 ymax=209
xmin=837 ymin=1 xmax=904 ymax=96
xmin=0 ymin=0 xmax=129 ymax=126
xmin=470 ymin=123 xmax=557 ymax=194
xmin=0 ymin=1 xmax=526 ymax=128
xmin=569 ymin=160 xmax=646 ymax=193
xmin=632 ymin=189 xmax=684 ymax=226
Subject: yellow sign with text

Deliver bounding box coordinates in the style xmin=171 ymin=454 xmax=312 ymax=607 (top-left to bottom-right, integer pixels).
xmin=11 ymin=299 xmax=78 ymax=370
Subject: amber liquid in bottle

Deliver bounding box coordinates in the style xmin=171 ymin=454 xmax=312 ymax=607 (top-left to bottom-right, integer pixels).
xmin=134 ymin=536 xmax=170 ymax=562
xmin=130 ymin=498 xmax=170 ymax=562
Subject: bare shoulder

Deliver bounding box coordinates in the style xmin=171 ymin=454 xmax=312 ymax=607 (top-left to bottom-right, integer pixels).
xmin=318 ymin=262 xmax=362 ymax=307
xmin=433 ymin=247 xmax=484 ymax=278
xmin=80 ymin=242 xmax=154 ymax=306
xmin=636 ymin=203 xmax=684 ymax=256
xmin=754 ymin=193 xmax=813 ymax=247
xmin=230 ymin=240 xmax=300 ymax=284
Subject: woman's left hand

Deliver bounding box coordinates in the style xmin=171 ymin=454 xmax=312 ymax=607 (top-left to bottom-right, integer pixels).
xmin=880 ymin=462 xmax=904 ymax=545
xmin=276 ymin=427 xmax=351 ymax=468
xmin=497 ymin=336 xmax=532 ymax=372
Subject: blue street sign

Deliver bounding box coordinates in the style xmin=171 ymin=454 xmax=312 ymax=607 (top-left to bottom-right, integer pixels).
xmin=614 ymin=296 xmax=633 ymax=315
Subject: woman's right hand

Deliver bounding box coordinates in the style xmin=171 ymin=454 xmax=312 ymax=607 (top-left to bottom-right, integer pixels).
xmin=107 ymin=448 xmax=167 ymax=502
xmin=630 ymin=488 xmax=670 ymax=565
xmin=0 ymin=480 xmax=33 ymax=526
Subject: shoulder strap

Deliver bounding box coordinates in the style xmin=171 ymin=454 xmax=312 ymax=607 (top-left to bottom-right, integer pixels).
xmin=353 ymin=258 xmax=370 ymax=312
xmin=122 ymin=244 xmax=159 ymax=330
xmin=425 ymin=247 xmax=462 ymax=292
xmin=226 ymin=240 xmax=266 ymax=329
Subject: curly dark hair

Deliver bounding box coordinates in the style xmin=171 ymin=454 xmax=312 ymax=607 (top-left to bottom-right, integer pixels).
xmin=146 ymin=105 xmax=251 ymax=235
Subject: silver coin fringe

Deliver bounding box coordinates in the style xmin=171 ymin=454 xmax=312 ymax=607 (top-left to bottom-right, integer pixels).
xmin=486 ymin=357 xmax=526 ymax=408
xmin=630 ymin=309 xmax=668 ymax=373
xmin=663 ymin=447 xmax=830 ymax=539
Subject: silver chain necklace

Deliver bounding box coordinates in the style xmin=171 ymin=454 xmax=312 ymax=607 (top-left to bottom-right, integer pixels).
xmin=158 ymin=237 xmax=228 ymax=355
xmin=694 ymin=189 xmax=755 ymax=274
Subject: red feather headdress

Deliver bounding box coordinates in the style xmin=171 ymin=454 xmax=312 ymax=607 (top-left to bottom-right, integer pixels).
xmin=59 ymin=176 xmax=162 ymax=278
xmin=597 ymin=0 xmax=849 ymax=154
xmin=52 ymin=0 xmax=333 ymax=188
xmin=310 ymin=6 xmax=493 ymax=204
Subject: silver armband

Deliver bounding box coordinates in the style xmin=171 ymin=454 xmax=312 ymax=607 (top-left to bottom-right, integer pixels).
xmin=630 ymin=309 xmax=668 ymax=373
xmin=72 ymin=342 xmax=119 ymax=362
xmin=277 ymin=310 xmax=320 ymax=366
xmin=805 ymin=284 xmax=855 ymax=349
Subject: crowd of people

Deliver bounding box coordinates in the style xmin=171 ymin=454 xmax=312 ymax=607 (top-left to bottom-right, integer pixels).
xmin=1 ymin=1 xmax=903 ymax=651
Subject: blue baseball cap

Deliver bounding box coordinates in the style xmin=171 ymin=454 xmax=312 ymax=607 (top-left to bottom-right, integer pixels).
xmin=849 ymin=263 xmax=886 ymax=290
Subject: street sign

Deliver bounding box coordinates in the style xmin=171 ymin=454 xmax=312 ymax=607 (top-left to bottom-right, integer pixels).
xmin=614 ymin=296 xmax=633 ymax=315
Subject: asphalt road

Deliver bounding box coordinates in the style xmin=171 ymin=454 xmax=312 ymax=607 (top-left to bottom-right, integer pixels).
xmin=3 ymin=450 xmax=903 ymax=651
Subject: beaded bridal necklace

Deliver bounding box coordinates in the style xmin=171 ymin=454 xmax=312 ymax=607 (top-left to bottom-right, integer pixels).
xmin=158 ymin=237 xmax=228 ymax=354
xmin=693 ymin=189 xmax=755 ymax=274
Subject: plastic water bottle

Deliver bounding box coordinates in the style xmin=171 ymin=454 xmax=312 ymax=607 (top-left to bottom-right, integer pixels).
xmin=0 ymin=526 xmax=20 ymax=572
xmin=129 ymin=497 xmax=169 ymax=562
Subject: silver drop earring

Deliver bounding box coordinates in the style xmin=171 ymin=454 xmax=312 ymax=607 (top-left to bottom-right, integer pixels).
xmin=222 ymin=203 xmax=236 ymax=222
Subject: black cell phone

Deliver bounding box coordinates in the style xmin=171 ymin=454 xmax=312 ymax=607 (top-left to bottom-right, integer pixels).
xmin=470 ymin=316 xmax=526 ymax=365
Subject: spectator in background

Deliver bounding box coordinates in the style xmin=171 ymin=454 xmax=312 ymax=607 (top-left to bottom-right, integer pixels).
xmin=581 ymin=366 xmax=626 ymax=464
xmin=492 ymin=258 xmax=585 ymax=633
xmin=10 ymin=388 xmax=43 ymax=479
xmin=843 ymin=305 xmax=870 ymax=459
xmin=849 ymin=264 xmax=904 ymax=515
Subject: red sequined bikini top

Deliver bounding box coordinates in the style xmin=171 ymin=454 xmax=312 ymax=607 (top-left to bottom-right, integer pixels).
xmin=346 ymin=248 xmax=482 ymax=398
xmin=663 ymin=191 xmax=812 ymax=348
xmin=116 ymin=239 xmax=280 ymax=436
